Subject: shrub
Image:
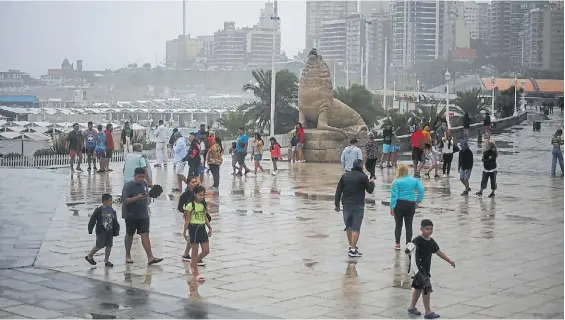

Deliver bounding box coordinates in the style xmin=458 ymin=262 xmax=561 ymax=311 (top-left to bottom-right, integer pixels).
xmin=34 ymin=148 xmax=57 ymax=157
xmin=51 ymin=134 xmax=69 ymax=155
xmin=3 ymin=152 xmax=22 ymax=159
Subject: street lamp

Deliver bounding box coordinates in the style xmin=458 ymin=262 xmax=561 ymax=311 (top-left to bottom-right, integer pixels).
xmin=382 ymin=36 xmax=388 ymax=110
xmin=416 ymin=79 xmax=420 ymax=102
xmin=512 ymin=78 xmax=518 ymax=116
xmin=490 ymin=77 xmax=496 ymax=120
xmin=445 ymin=70 xmax=451 ymax=128
xmin=269 ymin=3 xmax=280 ymax=137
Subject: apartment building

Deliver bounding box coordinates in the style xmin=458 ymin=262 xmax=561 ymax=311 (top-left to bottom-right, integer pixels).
xmin=212 ymin=22 xmax=250 ymax=68
xmin=462 ymin=1 xmax=480 ymax=40
xmin=366 ymin=12 xmax=392 ymax=73
xmin=392 ymin=1 xmax=449 ymax=67
xmin=247 ymin=29 xmax=281 ymax=67
xmin=305 ymin=1 xmax=357 ymax=49
xmin=165 ymin=35 xmax=204 ymax=68
xmin=360 ymin=1 xmax=389 ymax=16
xmin=523 ymin=3 xmax=564 ymax=71
xmin=478 ymin=2 xmax=490 ymax=42
xmin=346 ymin=13 xmax=367 ymax=67
xmin=318 ymin=19 xmax=347 ymax=62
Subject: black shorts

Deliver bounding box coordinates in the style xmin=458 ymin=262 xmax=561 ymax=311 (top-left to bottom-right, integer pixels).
xmin=188 ymin=223 xmax=208 ymax=244
xmin=105 ymin=149 xmax=114 ymax=159
xmin=86 ymin=147 xmax=95 ymax=156
xmin=412 ymin=273 xmax=433 ymax=295
xmin=95 ymin=232 xmax=114 ymax=248
xmin=237 ymin=152 xmax=247 ymax=165
xmin=125 ymin=218 xmax=150 ymax=236
xmin=411 ymin=147 xmax=423 ymax=162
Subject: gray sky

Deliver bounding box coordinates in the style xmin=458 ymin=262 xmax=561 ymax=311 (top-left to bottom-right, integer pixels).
xmin=0 ymin=1 xmax=306 ymax=77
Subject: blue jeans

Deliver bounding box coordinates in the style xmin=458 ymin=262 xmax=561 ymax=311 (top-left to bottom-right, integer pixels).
xmin=552 ymin=147 xmax=564 ymax=174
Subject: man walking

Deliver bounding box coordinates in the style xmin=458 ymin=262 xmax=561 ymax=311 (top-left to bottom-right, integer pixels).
xmin=123 ymin=143 xmax=152 ymax=186
xmin=172 ymin=132 xmax=188 ymax=192
xmin=153 ymin=120 xmax=168 ymax=167
xmin=410 ymin=126 xmax=425 ymax=178
xmin=335 ymin=159 xmax=375 ymax=257
xmin=84 ymin=121 xmax=98 ymax=172
xmin=68 ymin=123 xmax=84 ymax=172
xmin=458 ymin=140 xmax=473 ymax=196
xmin=235 ymin=127 xmax=250 ymax=176
xmin=122 ymin=168 xmax=162 ymax=265
xmin=341 ymin=138 xmax=363 ymax=172
xmin=121 ymin=121 xmax=134 ymax=155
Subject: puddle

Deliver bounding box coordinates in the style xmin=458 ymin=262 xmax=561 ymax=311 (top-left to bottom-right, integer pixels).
xmin=306 ymin=233 xmax=328 ymax=239
xmin=296 ymin=216 xmax=313 ymax=221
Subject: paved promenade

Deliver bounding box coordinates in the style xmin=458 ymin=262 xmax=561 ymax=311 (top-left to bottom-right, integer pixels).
xmin=0 ymin=114 xmax=563 ymax=318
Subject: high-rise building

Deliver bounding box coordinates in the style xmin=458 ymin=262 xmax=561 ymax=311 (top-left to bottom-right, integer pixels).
xmin=346 ymin=13 xmax=367 ymax=67
xmin=366 ymin=11 xmax=392 ymax=73
xmin=523 ymin=3 xmax=564 ymax=71
xmin=392 ymin=1 xmax=450 ymax=67
xmin=318 ymin=19 xmax=347 ymax=62
xmin=478 ymin=2 xmax=490 ymax=42
xmin=165 ymin=35 xmax=204 ymax=68
xmin=489 ymin=0 xmax=548 ymax=63
xmin=212 ymin=22 xmax=250 ymax=68
xmin=360 ymin=1 xmax=389 ymax=16
xmin=305 ymin=1 xmax=357 ymax=49
xmin=247 ymin=1 xmax=281 ymax=67
xmin=462 ymin=1 xmax=480 ymax=40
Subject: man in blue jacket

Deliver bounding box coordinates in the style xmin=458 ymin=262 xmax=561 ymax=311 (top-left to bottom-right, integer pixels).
xmin=335 ymin=159 xmax=375 ymax=257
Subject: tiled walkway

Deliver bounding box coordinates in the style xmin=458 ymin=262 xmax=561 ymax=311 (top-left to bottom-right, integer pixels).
xmin=3 ymin=114 xmax=564 ymax=318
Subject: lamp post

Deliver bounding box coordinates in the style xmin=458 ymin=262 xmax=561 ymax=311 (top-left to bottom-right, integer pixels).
xmin=269 ymin=2 xmax=280 ymax=137
xmin=416 ymin=79 xmax=420 ymax=102
xmin=520 ymin=79 xmax=527 ymax=111
xmin=382 ymin=36 xmax=388 ymax=111
xmin=490 ymin=77 xmax=496 ymax=120
xmin=512 ymin=78 xmax=518 ymax=116
xmin=445 ymin=70 xmax=451 ymax=128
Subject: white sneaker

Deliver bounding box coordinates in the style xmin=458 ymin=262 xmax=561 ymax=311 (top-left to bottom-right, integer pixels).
xmin=442 ymin=174 xmax=446 ymax=178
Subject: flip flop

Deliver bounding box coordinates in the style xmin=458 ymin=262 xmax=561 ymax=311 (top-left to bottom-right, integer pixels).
xmin=125 ymin=259 xmax=134 ymax=264
xmin=148 ymin=258 xmax=163 ymax=265
xmin=195 ymin=274 xmax=205 ymax=282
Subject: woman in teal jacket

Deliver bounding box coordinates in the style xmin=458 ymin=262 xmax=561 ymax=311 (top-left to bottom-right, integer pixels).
xmin=390 ymin=164 xmax=424 ymax=250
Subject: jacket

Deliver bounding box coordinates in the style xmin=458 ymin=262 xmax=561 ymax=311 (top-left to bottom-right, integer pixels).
xmin=390 ymin=175 xmax=425 ymax=209
xmin=482 ymin=149 xmax=497 ymax=171
xmin=207 ymin=144 xmax=223 ymax=166
xmin=334 ymin=167 xmax=375 ymax=207
xmin=153 ymin=125 xmax=168 ymax=143
xmin=366 ymin=138 xmax=377 ymax=159
xmin=121 ymin=128 xmax=133 ymax=144
xmin=183 ymin=140 xmax=201 ymax=165
xmin=458 ymin=147 xmax=474 ymax=170
xmin=340 ymin=146 xmax=363 ymax=171
xmin=67 ymin=130 xmax=83 ymax=150
xmin=88 ymin=206 xmax=120 ymax=236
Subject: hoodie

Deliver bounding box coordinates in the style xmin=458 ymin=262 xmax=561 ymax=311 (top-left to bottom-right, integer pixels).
xmin=335 ymin=160 xmax=375 ymax=207
xmin=341 ymin=145 xmax=363 ymax=172
xmin=458 ymin=145 xmax=474 ymax=170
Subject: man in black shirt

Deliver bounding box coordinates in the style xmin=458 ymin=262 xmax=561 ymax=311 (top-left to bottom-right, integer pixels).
xmin=380 ymin=124 xmax=393 ymax=168
xmin=67 ymin=123 xmax=84 ymax=172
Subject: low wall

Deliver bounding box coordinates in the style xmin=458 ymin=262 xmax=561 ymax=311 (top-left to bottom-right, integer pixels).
xmin=302 ymin=112 xmax=529 ymax=163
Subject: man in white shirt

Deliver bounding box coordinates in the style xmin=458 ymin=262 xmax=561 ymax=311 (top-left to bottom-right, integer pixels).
xmin=172 ymin=132 xmax=187 ymax=192
xmin=153 ymin=120 xmax=168 ymax=167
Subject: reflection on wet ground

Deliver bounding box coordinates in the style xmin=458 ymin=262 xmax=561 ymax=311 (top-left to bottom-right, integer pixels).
xmin=29 ymin=114 xmax=565 ymax=318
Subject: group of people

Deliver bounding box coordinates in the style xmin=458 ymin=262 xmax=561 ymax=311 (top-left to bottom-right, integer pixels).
xmin=288 ymin=123 xmax=306 ymax=163
xmin=67 ymin=121 xmax=120 ymax=173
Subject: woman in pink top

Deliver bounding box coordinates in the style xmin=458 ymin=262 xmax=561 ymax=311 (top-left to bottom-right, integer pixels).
xmin=296 ymin=123 xmax=305 ymax=163
xmin=269 ymin=137 xmax=281 ymax=176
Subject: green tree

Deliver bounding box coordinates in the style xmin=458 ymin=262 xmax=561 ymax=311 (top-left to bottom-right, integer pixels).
xmin=453 ymin=88 xmax=489 ymax=122
xmin=238 ymin=69 xmax=298 ymax=135
xmin=414 ymin=103 xmax=446 ymax=130
xmin=216 ymin=111 xmax=250 ymax=141
xmin=142 ymin=63 xmax=152 ymax=69
xmin=333 ymin=84 xmax=385 ymax=130
xmin=496 ymin=86 xmax=522 ymax=118
xmin=382 ymin=110 xmax=416 ymax=136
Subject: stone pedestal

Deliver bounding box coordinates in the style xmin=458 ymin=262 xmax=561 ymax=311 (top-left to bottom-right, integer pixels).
xmin=302 ymin=129 xmax=367 ymax=163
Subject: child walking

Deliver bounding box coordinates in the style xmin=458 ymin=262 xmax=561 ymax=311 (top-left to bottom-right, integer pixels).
xmin=229 ymin=142 xmax=238 ymax=175
xmin=424 ymin=144 xmax=441 ymax=179
xmin=269 ymin=137 xmax=281 ymax=176
xmin=183 ymin=185 xmax=212 ymax=282
xmin=405 ymin=219 xmax=455 ymax=319
xmin=85 ymin=194 xmax=120 ymax=267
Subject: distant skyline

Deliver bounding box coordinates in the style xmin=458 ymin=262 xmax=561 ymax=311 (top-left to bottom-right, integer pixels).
xmin=0 ymin=1 xmax=309 ymax=76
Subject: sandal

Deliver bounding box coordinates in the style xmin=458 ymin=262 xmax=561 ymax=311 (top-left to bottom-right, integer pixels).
xmin=85 ymin=256 xmax=96 ymax=265
xmin=195 ymin=274 xmax=205 ymax=282
xmin=148 ymin=258 xmax=163 ymax=265
xmin=407 ymin=308 xmax=422 ymax=316
xmin=125 ymin=259 xmax=134 ymax=264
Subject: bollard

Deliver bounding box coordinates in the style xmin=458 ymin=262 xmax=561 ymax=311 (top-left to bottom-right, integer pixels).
xmin=477 ymin=128 xmax=482 ymax=144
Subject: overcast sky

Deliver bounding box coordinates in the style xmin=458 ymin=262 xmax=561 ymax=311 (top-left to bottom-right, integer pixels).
xmin=0 ymin=1 xmax=307 ymax=76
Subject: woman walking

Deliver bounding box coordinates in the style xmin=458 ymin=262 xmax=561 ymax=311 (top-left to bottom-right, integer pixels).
xmin=206 ymin=136 xmax=223 ymax=189
xmin=389 ymin=164 xmax=424 ymax=250
xmin=252 ymin=133 xmax=265 ymax=174
xmin=551 ymin=129 xmax=564 ymax=176
xmin=441 ymin=131 xmax=457 ymax=177
xmin=296 ymin=123 xmax=305 ymax=163
xmin=365 ymin=132 xmax=378 ymax=179
xmin=269 ymin=137 xmax=281 ymax=176
xmin=476 ymin=141 xmax=498 ymax=198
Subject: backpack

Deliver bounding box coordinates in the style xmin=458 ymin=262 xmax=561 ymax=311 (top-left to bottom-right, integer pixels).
xmin=188 ymin=200 xmax=212 ymax=222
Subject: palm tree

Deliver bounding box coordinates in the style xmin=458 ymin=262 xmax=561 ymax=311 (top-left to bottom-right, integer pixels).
xmin=453 ymin=88 xmax=489 ymax=122
xmin=333 ymin=84 xmax=385 ymax=130
xmin=383 ymin=110 xmax=416 ymax=136
xmin=216 ymin=111 xmax=250 ymax=141
xmin=414 ymin=103 xmax=446 ymax=130
xmin=237 ymin=69 xmax=298 ymax=134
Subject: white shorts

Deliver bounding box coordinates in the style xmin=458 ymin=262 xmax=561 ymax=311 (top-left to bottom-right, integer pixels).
xmin=174 ymin=161 xmax=186 ymax=175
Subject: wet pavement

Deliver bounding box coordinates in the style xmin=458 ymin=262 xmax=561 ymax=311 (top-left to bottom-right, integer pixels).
xmin=2 ymin=113 xmax=564 ymax=318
